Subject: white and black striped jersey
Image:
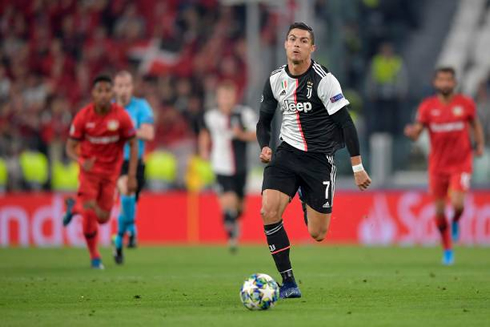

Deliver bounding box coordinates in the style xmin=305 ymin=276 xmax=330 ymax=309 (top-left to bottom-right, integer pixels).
xmin=260 ymin=60 xmax=350 ymax=154
xmin=202 ymin=105 xmax=257 ymax=176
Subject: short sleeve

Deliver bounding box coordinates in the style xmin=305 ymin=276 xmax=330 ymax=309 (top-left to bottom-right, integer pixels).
xmin=241 ymin=106 xmax=257 ymax=132
xmin=466 ymin=97 xmax=476 ymax=121
xmin=199 ymin=111 xmax=209 ymax=131
xmin=139 ymin=100 xmax=154 ymax=125
xmin=317 ymin=73 xmax=350 ymax=115
xmin=69 ymin=111 xmax=85 ymax=140
xmin=416 ymin=100 xmax=430 ymax=125
xmin=120 ymin=110 xmax=136 ymax=139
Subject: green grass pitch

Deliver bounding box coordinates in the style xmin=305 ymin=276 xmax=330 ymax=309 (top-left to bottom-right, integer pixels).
xmin=1 ymin=246 xmax=489 ymax=326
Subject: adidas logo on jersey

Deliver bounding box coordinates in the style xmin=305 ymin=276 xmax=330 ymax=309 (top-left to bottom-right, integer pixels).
xmin=280 ymin=89 xmax=286 ymax=96
xmin=282 ymin=100 xmax=312 ymax=113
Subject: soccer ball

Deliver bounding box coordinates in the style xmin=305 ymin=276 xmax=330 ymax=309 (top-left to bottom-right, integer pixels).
xmin=239 ymin=273 xmax=279 ymax=310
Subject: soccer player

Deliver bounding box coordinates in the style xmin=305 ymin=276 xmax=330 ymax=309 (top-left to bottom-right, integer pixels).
xmin=112 ymin=71 xmax=155 ymax=265
xmin=404 ymin=67 xmax=484 ymax=265
xmin=198 ymin=81 xmax=257 ymax=253
xmin=256 ymin=22 xmax=371 ymax=298
xmin=63 ymin=75 xmax=138 ymax=269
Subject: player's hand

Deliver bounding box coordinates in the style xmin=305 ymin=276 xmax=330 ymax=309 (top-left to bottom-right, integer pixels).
xmin=260 ymin=146 xmax=272 ymax=163
xmin=354 ymin=170 xmax=371 ymax=191
xmin=127 ymin=176 xmax=137 ymax=194
xmin=404 ymin=124 xmax=415 ymax=139
xmin=475 ymin=143 xmax=484 ymax=157
xmin=232 ymin=126 xmax=244 ymax=140
xmin=80 ymin=157 xmax=96 ymax=172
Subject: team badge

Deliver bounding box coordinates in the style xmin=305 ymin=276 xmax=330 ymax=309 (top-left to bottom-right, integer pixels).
xmin=306 ymin=81 xmax=313 ymax=99
xmin=107 ymin=120 xmax=119 ymax=131
xmin=452 ymin=106 xmax=463 ymax=116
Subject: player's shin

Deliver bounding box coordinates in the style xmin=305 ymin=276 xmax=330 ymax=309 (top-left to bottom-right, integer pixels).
xmin=121 ymin=194 xmax=136 ymax=230
xmin=115 ymin=213 xmax=125 ymax=250
xmin=82 ymin=209 xmax=100 ymax=260
xmin=435 ymin=214 xmax=452 ymax=250
xmin=223 ymin=208 xmax=239 ymax=239
xmin=264 ymin=220 xmax=295 ymax=284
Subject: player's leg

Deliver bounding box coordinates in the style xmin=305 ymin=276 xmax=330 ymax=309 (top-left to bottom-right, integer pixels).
xmin=82 ymin=206 xmax=104 ymax=269
xmin=113 ymin=174 xmax=132 ymax=263
xmin=261 ymin=189 xmax=301 ymax=298
xmin=219 ymin=191 xmax=240 ymax=252
xmin=127 ymin=162 xmax=145 ymax=248
xmin=449 ymin=173 xmax=470 ymax=242
xmin=430 ymin=174 xmax=453 ymax=265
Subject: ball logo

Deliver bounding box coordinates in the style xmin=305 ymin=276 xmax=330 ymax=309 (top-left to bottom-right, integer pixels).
xmin=281 ymin=100 xmax=312 ymax=113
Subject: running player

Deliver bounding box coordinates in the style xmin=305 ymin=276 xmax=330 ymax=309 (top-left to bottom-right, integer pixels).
xmin=256 ymin=22 xmax=371 ymax=298
xmin=63 ymin=75 xmax=138 ymax=269
xmin=404 ymin=67 xmax=484 ymax=265
xmin=112 ymin=71 xmax=154 ymax=265
xmin=199 ymin=81 xmax=257 ymax=253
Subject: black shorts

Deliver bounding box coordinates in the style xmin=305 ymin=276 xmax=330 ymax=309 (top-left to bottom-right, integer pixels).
xmin=215 ymin=173 xmax=247 ymax=199
xmin=262 ymin=142 xmax=337 ymax=214
xmin=120 ymin=159 xmax=146 ymax=201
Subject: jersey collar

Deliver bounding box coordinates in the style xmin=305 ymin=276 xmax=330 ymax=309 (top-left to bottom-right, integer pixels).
xmin=285 ymin=60 xmax=314 ymax=79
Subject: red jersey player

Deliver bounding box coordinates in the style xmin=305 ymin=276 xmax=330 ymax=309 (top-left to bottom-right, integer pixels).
xmin=405 ymin=67 xmax=484 ymax=265
xmin=62 ymin=75 xmax=138 ymax=269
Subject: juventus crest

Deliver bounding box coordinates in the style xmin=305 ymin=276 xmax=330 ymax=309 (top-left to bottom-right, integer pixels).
xmin=306 ymin=81 xmax=313 ymax=99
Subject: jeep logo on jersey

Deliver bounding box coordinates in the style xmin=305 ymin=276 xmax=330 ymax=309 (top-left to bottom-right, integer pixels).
xmin=281 ymin=100 xmax=312 ymax=113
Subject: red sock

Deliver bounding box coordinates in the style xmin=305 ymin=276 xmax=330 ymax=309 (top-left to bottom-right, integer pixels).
xmin=435 ymin=215 xmax=451 ymax=250
xmin=453 ymin=208 xmax=464 ymax=223
xmin=82 ymin=209 xmax=100 ymax=260
xmin=73 ymin=200 xmax=83 ymax=216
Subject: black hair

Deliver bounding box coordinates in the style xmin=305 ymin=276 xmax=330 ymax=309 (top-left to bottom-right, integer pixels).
xmin=434 ymin=67 xmax=456 ymax=78
xmin=92 ymin=74 xmax=113 ymax=87
xmin=286 ymin=22 xmax=315 ymax=44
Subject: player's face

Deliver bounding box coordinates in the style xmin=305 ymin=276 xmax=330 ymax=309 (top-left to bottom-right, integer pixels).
xmin=113 ymin=75 xmax=133 ymax=105
xmin=284 ymin=29 xmax=316 ymax=65
xmin=216 ymin=87 xmax=236 ymax=114
xmin=92 ymin=81 xmax=114 ymax=108
xmin=433 ymin=72 xmax=456 ymax=96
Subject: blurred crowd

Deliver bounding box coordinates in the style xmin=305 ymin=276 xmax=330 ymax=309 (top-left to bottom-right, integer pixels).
xmin=1 ymin=0 xmax=489 ymax=191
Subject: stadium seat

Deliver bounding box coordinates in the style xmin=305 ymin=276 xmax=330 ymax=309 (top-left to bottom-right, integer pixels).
xmin=145 ymin=151 xmax=178 ymax=191
xmin=0 ymin=157 xmax=7 ymax=192
xmin=51 ymin=160 xmax=79 ymax=192
xmin=19 ymin=151 xmax=49 ymax=191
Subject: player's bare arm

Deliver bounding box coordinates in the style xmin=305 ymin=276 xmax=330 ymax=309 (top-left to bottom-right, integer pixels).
xmin=65 ymin=138 xmax=95 ymax=172
xmin=127 ymin=137 xmax=138 ymax=193
xmin=198 ymin=128 xmax=211 ymax=161
xmin=404 ymin=122 xmax=424 ymax=141
xmin=331 ymin=106 xmax=371 ymax=191
xmin=136 ymin=123 xmax=155 ymax=141
xmin=233 ymin=126 xmax=256 ymax=142
xmin=469 ymin=117 xmax=485 ymax=157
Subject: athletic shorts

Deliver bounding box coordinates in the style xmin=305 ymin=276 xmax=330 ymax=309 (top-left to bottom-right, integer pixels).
xmin=430 ymin=171 xmax=471 ymax=199
xmin=215 ymin=173 xmax=247 ymax=199
xmin=78 ymin=171 xmax=118 ymax=212
xmin=120 ymin=159 xmax=146 ymax=201
xmin=262 ymin=142 xmax=336 ymax=214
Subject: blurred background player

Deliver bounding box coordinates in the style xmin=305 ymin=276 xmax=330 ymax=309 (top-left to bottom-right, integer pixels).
xmin=198 ymin=81 xmax=257 ymax=253
xmin=405 ymin=67 xmax=484 ymax=265
xmin=112 ymin=71 xmax=155 ymax=265
xmin=256 ymin=22 xmax=371 ymax=298
xmin=63 ymin=75 xmax=138 ymax=269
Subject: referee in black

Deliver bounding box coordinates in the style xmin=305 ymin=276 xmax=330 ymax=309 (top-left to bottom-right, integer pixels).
xmin=256 ymin=22 xmax=371 ymax=298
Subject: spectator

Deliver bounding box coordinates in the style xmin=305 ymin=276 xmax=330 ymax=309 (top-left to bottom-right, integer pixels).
xmin=365 ymin=42 xmax=408 ymax=135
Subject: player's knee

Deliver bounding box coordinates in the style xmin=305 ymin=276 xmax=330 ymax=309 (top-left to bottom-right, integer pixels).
xmin=260 ymin=205 xmax=280 ymax=224
xmin=309 ymin=227 xmax=327 ymax=242
xmin=96 ymin=211 xmax=110 ymax=224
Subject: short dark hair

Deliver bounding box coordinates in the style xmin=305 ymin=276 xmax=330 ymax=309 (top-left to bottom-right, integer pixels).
xmin=434 ymin=67 xmax=456 ymax=78
xmin=92 ymin=74 xmax=113 ymax=87
xmin=287 ymin=22 xmax=315 ymax=45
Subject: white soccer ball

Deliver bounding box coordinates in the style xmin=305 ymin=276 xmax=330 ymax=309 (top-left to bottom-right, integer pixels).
xmin=239 ymin=273 xmax=280 ymax=310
